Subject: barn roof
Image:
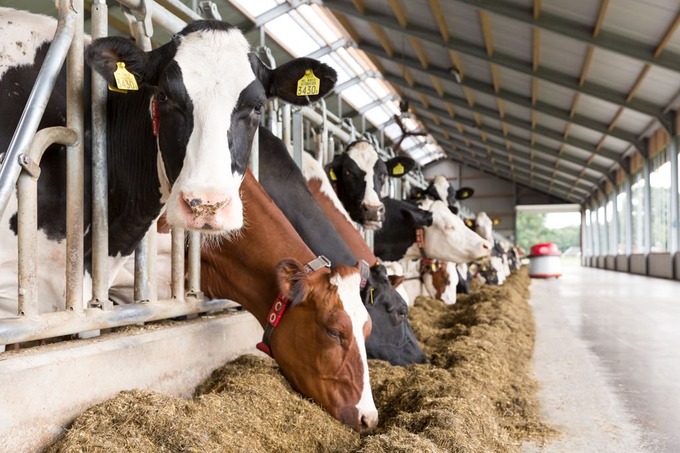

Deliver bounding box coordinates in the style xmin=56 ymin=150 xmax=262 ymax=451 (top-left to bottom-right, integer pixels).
xmin=10 ymin=0 xmax=680 ymax=205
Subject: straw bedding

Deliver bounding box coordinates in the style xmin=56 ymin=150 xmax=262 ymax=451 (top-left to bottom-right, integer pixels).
xmin=48 ymin=268 xmax=556 ymax=452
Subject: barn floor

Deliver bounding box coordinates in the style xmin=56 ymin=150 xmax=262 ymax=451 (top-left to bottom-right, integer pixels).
xmin=524 ymin=260 xmax=680 ymax=453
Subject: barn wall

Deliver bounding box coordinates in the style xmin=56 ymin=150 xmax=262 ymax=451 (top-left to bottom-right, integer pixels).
xmin=423 ymin=162 xmax=568 ymax=242
xmin=0 ymin=312 xmax=262 ymax=453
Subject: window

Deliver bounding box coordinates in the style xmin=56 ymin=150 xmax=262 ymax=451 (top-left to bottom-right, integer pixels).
xmin=584 ymin=209 xmax=592 ymax=256
xmin=650 ymin=159 xmax=670 ymax=252
xmin=606 ymin=200 xmax=615 ymax=254
xmin=598 ymin=205 xmax=607 ymax=256
xmin=630 ymin=172 xmax=645 ymax=253
xmin=616 ymin=190 xmax=627 ymax=254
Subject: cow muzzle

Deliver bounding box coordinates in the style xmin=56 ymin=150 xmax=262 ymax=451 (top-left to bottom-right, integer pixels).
xmin=169 ymin=191 xmax=243 ymax=233
xmin=361 ymin=202 xmax=385 ymax=230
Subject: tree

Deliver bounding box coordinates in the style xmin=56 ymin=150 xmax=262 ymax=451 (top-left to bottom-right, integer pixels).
xmin=516 ymin=213 xmax=580 ymax=253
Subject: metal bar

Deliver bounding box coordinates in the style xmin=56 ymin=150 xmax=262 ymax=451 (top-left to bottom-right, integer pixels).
xmin=118 ymin=0 xmax=187 ymax=34
xmin=292 ymin=108 xmax=304 ymax=168
xmin=90 ymin=0 xmax=111 ymax=309
xmin=134 ymin=234 xmax=152 ymax=301
xmin=0 ymin=4 xmax=77 ymax=220
xmin=65 ymin=0 xmax=85 ymax=311
xmin=17 ymin=127 xmax=78 ymax=317
xmin=0 ymin=298 xmax=240 ymax=345
xmin=281 ymin=104 xmax=291 ymax=149
xmin=171 ymin=227 xmax=185 ymax=298
xmin=301 ymin=107 xmax=351 ymax=143
xmin=187 ymin=231 xmax=202 ymax=297
xmin=670 ymin=131 xmax=679 ymax=255
xmin=156 ymin=0 xmax=203 ymax=22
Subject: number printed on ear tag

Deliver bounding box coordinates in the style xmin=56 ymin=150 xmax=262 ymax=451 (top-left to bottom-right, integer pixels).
xmin=114 ymin=62 xmax=138 ymax=91
xmin=297 ymin=69 xmax=320 ymax=96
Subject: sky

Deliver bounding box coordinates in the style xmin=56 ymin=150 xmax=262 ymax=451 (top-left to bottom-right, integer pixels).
xmin=544 ymin=212 xmax=581 ymax=229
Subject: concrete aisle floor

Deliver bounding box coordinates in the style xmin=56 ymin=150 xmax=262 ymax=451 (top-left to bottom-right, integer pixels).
xmin=524 ymin=261 xmax=680 ymax=453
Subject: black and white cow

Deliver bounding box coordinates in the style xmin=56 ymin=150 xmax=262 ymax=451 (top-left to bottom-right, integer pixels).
xmin=325 ymin=140 xmax=415 ymax=230
xmin=257 ymin=128 xmax=427 ymax=366
xmin=0 ymin=8 xmax=336 ymax=315
xmin=413 ymin=174 xmax=474 ymax=215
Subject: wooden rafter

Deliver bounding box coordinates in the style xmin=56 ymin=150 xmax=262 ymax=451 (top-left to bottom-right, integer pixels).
xmin=532 ymin=28 xmax=541 ymax=72
xmin=369 ymin=24 xmax=393 ymax=56
xmin=389 ymin=0 xmax=408 ymax=28
xmin=428 ymin=0 xmax=449 ymax=42
xmin=479 ymin=11 xmax=495 ymax=56
xmin=430 ymin=75 xmax=445 ymax=97
xmin=654 ymin=12 xmax=680 ymax=58
xmin=625 ymin=64 xmax=652 ymax=103
xmin=593 ymin=0 xmax=610 ymax=38
xmin=409 ymin=37 xmax=429 ymax=68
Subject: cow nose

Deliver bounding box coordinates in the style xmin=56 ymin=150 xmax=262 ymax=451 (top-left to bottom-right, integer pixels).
xmin=362 ymin=202 xmax=385 ymax=221
xmin=182 ymin=193 xmax=229 ymax=217
xmin=360 ymin=410 xmax=379 ymax=431
xmin=481 ymin=241 xmax=491 ymax=253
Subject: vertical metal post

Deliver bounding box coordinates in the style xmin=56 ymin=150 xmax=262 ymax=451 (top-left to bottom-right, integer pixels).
xmin=669 ymin=115 xmax=679 ymax=255
xmin=611 ymin=190 xmax=619 ymax=255
xmin=171 ymin=227 xmax=185 ymax=299
xmin=282 ymin=104 xmax=291 ymax=149
xmin=65 ymin=0 xmax=85 ymax=311
xmin=643 ymin=158 xmax=652 ymax=253
xmin=337 ymin=93 xmax=342 ymax=118
xmin=292 ymin=108 xmax=303 ymax=168
xmin=186 ymin=231 xmax=202 ymax=298
xmin=90 ymin=0 xmax=111 ymax=309
xmin=250 ymin=128 xmax=260 ymax=180
xmin=625 ymin=178 xmax=633 ymax=254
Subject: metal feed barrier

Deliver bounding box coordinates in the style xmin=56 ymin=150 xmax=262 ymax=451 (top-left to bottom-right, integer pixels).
xmin=0 ymin=0 xmax=424 ymax=348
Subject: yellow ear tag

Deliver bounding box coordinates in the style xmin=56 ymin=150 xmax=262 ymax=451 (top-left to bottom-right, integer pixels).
xmin=329 ymin=168 xmax=337 ymax=181
xmin=113 ymin=62 xmax=138 ymax=91
xmin=392 ymin=162 xmax=405 ymax=176
xmin=296 ymin=69 xmax=320 ymax=97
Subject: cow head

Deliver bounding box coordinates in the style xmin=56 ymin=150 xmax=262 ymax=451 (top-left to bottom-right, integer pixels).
xmin=362 ymin=264 xmax=427 ymax=366
xmin=418 ymin=199 xmax=491 ymax=263
xmin=417 ymin=175 xmax=474 ymax=215
xmin=465 ymin=211 xmax=501 ymax=243
xmin=270 ymin=260 xmax=378 ymax=432
xmin=325 ymin=141 xmax=415 ymax=230
xmin=86 ymin=21 xmax=336 ymax=235
xmin=422 ymin=261 xmax=459 ymax=305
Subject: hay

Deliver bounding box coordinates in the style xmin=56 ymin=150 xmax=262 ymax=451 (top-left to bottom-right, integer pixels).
xmin=48 ymin=268 xmax=556 ymax=452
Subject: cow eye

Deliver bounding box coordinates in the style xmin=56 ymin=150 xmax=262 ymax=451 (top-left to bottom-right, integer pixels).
xmin=156 ymin=91 xmax=168 ymax=103
xmin=253 ymin=102 xmax=264 ymax=114
xmin=325 ymin=328 xmax=342 ymax=341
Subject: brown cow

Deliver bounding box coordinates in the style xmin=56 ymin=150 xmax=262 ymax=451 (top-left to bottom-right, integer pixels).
xmin=200 ymin=169 xmax=378 ymax=432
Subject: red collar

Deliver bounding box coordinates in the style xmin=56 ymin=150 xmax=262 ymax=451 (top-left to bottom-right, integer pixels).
xmin=151 ymin=98 xmax=160 ymax=136
xmin=256 ymin=256 xmax=331 ymax=357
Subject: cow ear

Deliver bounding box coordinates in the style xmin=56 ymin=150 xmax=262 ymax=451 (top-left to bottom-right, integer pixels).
xmin=86 ymin=37 xmax=150 ymax=89
xmin=250 ymin=54 xmax=337 ymax=105
xmin=276 ymin=259 xmax=307 ymax=306
xmin=385 ymin=156 xmax=416 ymax=178
xmin=388 ymin=274 xmax=404 ymax=288
xmin=455 ymin=187 xmax=474 ymax=200
xmin=324 ymin=155 xmax=342 ymax=183
xmin=492 ymin=217 xmax=502 ymax=226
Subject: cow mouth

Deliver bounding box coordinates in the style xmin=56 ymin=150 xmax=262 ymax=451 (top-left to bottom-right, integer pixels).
xmin=363 ymin=220 xmax=383 ymax=231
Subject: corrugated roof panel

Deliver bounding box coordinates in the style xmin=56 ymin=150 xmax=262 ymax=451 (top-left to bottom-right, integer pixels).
xmin=557 ymin=159 xmax=588 ymax=174
xmin=567 ymin=124 xmax=606 ymax=146
xmin=611 ymin=109 xmax=656 ymax=136
xmin=505 ymin=124 xmax=533 ymax=142
xmin=457 ymin=53 xmax=494 ymax=85
xmin=634 ymin=65 xmax=680 ymax=107
xmin=535 ymin=79 xmax=580 ymax=111
xmin=488 ymin=14 xmax=533 ymax=63
xmin=446 ymin=3 xmax=485 ymax=44
xmin=574 ymin=95 xmax=630 ymax=125
xmin=536 ymin=114 xmax=568 ymax=135
xmin=598 ymin=135 xmax=634 ymax=155
xmin=586 ymin=48 xmax=646 ymax=94
xmin=539 ymin=30 xmax=589 ymax=79
xmin=503 ymin=103 xmax=533 ymax=123
xmin=582 ymin=166 xmax=608 ymax=181
xmin=590 ymin=154 xmax=618 ymax=169
xmin=542 ymin=0 xmax=601 ymax=25
xmin=554 ymin=144 xmax=592 ymax=162
xmin=496 ymin=67 xmax=532 ymax=96
xmin=601 ymin=0 xmax=679 ymax=47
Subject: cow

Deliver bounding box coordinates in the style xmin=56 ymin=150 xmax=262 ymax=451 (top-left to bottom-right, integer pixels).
xmin=374 ymin=197 xmax=491 ymax=264
xmin=301 ymin=152 xmax=427 ymax=365
xmin=200 ymin=169 xmax=378 ymax=432
xmin=0 ymin=8 xmax=336 ymax=315
xmin=465 ymin=212 xmax=510 ymax=285
xmin=256 ymin=131 xmax=426 ymax=365
xmin=397 ymin=257 xmax=459 ymax=306
xmin=413 ymin=174 xmax=474 ymax=215
xmin=324 ymin=140 xmax=415 ymax=230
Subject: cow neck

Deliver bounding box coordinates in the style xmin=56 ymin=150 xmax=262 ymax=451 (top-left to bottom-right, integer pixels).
xmin=258 ymin=128 xmax=358 ymax=268
xmin=256 ymin=255 xmax=331 ymax=357
xmin=306 ymin=177 xmax=379 ymax=267
xmin=105 ymin=88 xmax=164 ymax=257
xmin=414 ymin=227 xmax=440 ymax=274
xmin=200 ymin=169 xmax=319 ymax=326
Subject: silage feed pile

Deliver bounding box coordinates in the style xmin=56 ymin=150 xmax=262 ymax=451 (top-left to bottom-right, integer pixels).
xmin=48 ymin=268 xmax=556 ymax=453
